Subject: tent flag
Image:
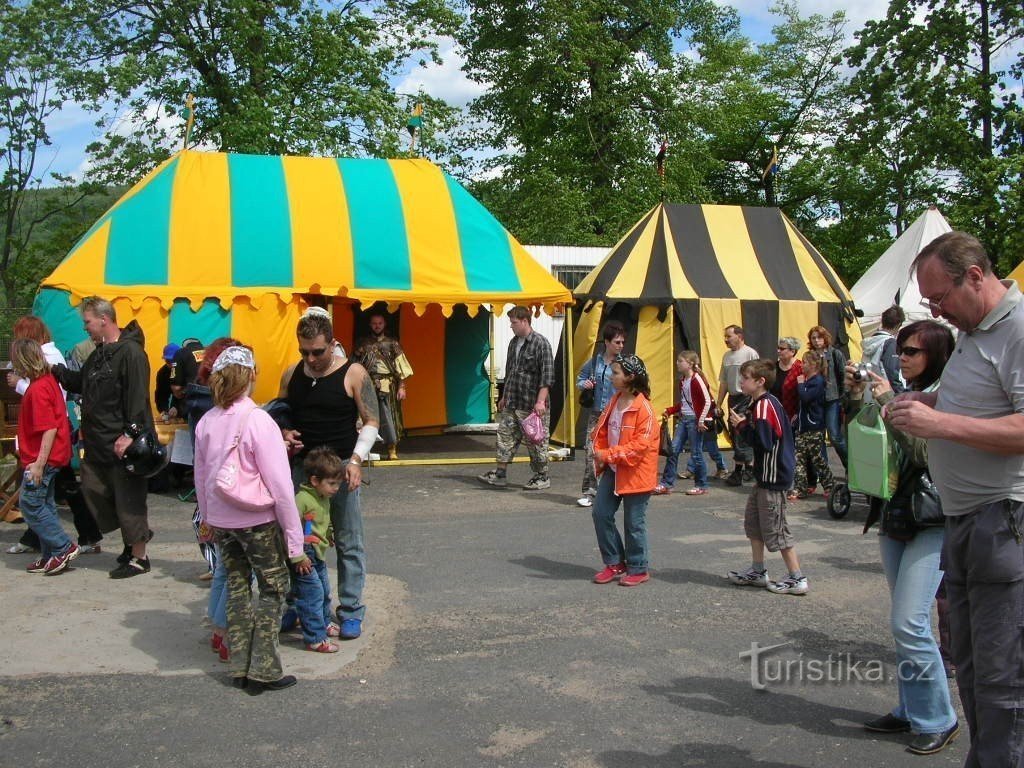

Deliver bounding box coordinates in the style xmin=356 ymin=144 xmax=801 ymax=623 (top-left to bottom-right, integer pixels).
xmin=553 ymin=203 xmax=861 ymax=447
xmin=35 ymin=149 xmax=570 ymax=427
xmin=762 ymin=145 xmax=779 ymax=180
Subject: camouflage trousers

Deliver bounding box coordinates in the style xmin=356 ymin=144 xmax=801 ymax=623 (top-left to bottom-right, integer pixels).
xmin=215 ymin=522 xmax=290 ymax=683
xmin=793 ymin=429 xmax=834 ymax=494
xmin=496 ymin=408 xmax=549 ymax=475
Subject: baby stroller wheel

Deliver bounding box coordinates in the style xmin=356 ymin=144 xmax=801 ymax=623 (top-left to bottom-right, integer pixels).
xmin=827 ymin=482 xmax=851 ymax=519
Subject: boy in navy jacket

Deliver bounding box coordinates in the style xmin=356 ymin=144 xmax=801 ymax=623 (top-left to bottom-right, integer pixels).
xmin=726 ymin=359 xmax=808 ymax=595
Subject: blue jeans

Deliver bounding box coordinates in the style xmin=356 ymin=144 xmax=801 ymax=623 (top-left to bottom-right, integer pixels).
xmin=689 ymin=435 xmax=727 ymax=474
xmin=660 ymin=417 xmax=707 ymax=489
xmin=879 ymin=528 xmax=957 ymax=734
xmin=592 ymin=471 xmax=650 ymax=575
xmin=20 ymin=465 xmax=73 ymax=560
xmin=291 ymin=460 xmax=365 ymax=621
xmin=824 ymin=399 xmax=847 ymax=467
xmin=207 ymin=549 xmax=229 ymax=629
xmin=283 ymin=547 xmax=333 ymax=644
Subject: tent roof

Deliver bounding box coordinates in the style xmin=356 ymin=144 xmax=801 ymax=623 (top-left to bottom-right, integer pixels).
xmin=850 ymin=207 xmax=952 ymax=329
xmin=574 ymin=203 xmax=855 ymax=311
xmin=42 ymin=150 xmax=571 ymax=316
xmin=1009 ymin=260 xmax=1024 ymax=285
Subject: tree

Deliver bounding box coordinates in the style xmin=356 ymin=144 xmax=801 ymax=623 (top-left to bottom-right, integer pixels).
xmin=846 ymin=0 xmax=1023 ymax=270
xmin=0 ymin=0 xmax=101 ymax=307
xmin=458 ymin=0 xmax=738 ymax=244
xmin=55 ymin=0 xmax=462 ymax=184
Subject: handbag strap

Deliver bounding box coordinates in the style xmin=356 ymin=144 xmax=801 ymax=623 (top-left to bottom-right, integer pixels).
xmin=226 ymin=403 xmax=259 ymax=454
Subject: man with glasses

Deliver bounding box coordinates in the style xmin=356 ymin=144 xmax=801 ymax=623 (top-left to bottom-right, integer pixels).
xmin=888 ymin=232 xmax=1024 ymax=767
xmin=279 ymin=308 xmax=380 ymax=640
xmin=575 ymin=320 xmax=627 ymax=507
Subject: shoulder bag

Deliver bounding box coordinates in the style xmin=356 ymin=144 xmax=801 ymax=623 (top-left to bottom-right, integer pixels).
xmin=659 ymin=416 xmax=674 ymax=457
xmin=215 ymin=406 xmax=276 ymax=512
xmin=908 ymin=468 xmax=944 ymax=527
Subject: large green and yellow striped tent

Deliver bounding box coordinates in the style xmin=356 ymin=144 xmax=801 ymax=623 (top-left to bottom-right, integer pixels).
xmin=35 ymin=149 xmax=571 ymax=428
xmin=552 ymin=203 xmax=861 ymax=445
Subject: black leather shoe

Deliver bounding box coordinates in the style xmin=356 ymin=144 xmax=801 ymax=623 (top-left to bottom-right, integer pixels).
xmin=907 ymin=723 xmax=960 ymax=755
xmin=864 ymin=713 xmax=911 ymax=733
xmin=726 ymin=470 xmax=743 ymax=487
xmin=247 ymin=675 xmax=297 ymax=694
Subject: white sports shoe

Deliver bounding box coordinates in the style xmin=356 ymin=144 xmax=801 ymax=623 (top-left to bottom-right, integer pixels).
xmin=576 ymin=496 xmax=593 ymax=507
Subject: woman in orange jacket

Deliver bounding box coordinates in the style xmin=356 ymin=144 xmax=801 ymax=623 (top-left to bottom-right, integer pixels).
xmin=590 ymin=355 xmax=659 ymax=586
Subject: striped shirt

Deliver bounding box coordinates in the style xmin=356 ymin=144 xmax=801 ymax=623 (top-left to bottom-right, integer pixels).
xmin=740 ymin=392 xmax=795 ymax=491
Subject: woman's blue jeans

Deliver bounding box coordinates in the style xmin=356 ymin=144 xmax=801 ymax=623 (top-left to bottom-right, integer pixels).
xmin=879 ymin=528 xmax=957 ymax=734
xmin=592 ymin=471 xmax=650 ymax=575
xmin=824 ymin=399 xmax=847 ymax=467
xmin=19 ymin=465 xmax=73 ymax=560
xmin=688 ymin=435 xmax=727 ymax=474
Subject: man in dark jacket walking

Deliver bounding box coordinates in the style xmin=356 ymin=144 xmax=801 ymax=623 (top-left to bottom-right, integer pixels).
xmin=53 ymin=296 xmax=154 ymax=578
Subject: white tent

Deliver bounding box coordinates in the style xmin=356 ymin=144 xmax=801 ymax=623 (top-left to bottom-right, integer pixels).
xmin=851 ymin=207 xmax=952 ymax=333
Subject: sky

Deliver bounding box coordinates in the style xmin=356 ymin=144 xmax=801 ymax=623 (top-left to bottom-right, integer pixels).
xmin=27 ymin=0 xmax=1007 ymax=183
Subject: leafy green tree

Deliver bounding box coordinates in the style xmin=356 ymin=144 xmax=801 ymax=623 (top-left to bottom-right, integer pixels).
xmin=54 ymin=0 xmax=462 ymax=183
xmin=846 ymin=0 xmax=1023 ymax=270
xmin=458 ymin=0 xmax=739 ymax=244
xmin=0 ymin=0 xmax=102 ymax=308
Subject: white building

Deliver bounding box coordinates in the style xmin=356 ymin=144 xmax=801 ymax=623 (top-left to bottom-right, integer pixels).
xmin=491 ymin=245 xmax=608 ymax=378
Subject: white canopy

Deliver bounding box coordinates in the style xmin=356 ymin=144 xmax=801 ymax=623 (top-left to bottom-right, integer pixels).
xmin=851 ymin=207 xmax=952 ymax=333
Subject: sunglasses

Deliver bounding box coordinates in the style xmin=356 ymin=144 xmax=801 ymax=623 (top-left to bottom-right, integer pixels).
xmin=299 ymin=346 xmax=329 ymax=358
xmin=898 ymin=346 xmax=924 ymax=357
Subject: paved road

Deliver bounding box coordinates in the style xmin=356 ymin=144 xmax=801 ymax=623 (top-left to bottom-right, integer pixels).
xmin=0 ymin=457 xmax=965 ymax=767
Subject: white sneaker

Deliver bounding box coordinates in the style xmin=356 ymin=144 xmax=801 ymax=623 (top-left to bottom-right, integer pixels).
xmin=767 ymin=576 xmax=809 ymax=595
xmin=576 ymin=496 xmax=593 ymax=507
xmin=727 ymin=567 xmax=768 ymax=587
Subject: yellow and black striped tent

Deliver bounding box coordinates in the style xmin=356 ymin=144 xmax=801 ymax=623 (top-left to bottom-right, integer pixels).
xmin=553 ymin=203 xmax=862 ymax=445
xmin=34 ymin=149 xmax=571 ymax=428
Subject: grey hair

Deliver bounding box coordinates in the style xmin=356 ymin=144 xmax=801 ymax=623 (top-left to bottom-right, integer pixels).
xmin=79 ymin=296 xmax=116 ymax=323
xmin=778 ymin=336 xmax=800 ymax=352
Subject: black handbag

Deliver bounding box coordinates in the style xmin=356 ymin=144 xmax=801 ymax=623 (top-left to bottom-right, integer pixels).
xmin=659 ymin=417 xmax=674 ymax=457
xmin=579 ymin=353 xmax=599 ymax=409
xmin=909 ymin=469 xmax=944 ymax=527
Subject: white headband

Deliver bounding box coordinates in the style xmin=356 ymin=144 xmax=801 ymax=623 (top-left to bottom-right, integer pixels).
xmin=211 ymin=346 xmax=255 ymax=373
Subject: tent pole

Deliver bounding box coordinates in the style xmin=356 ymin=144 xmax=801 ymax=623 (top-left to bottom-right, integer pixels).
xmin=565 ymin=303 xmax=575 ymax=449
xmin=488 ymin=307 xmax=497 ymax=422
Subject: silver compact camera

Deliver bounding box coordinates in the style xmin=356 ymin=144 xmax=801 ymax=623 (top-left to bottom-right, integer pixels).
xmin=853 ymin=361 xmax=875 ymax=382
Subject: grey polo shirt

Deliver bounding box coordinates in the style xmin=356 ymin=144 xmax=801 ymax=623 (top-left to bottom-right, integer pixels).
xmin=720 ymin=345 xmax=760 ymax=396
xmin=929 ymin=280 xmax=1024 ymax=516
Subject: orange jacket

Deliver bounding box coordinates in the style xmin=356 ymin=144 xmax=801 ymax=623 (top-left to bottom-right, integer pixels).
xmin=592 ymin=392 xmax=659 ymax=495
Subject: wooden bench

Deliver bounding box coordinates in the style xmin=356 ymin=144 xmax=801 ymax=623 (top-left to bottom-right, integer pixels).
xmin=1 ymin=373 xmax=21 ymax=522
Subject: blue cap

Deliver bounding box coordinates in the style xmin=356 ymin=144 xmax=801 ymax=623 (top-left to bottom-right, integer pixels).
xmin=162 ymin=342 xmax=181 ymax=361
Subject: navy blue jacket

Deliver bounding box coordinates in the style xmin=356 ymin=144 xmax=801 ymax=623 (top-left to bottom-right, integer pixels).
xmin=796 ymin=374 xmax=827 ymax=434
xmin=739 ymin=392 xmax=795 ymax=491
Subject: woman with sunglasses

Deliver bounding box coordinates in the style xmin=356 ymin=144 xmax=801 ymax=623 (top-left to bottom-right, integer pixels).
xmin=846 ymin=319 xmax=959 ymax=755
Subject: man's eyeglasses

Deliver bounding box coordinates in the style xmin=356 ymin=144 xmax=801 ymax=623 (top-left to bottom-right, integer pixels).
xmin=919 ymin=284 xmax=954 ymax=312
xmin=898 ymin=346 xmax=924 ymax=358
xmin=299 ymin=346 xmax=328 ymax=358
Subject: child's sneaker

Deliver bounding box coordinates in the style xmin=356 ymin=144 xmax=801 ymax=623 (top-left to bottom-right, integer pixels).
xmin=477 ymin=470 xmax=508 ymax=488
xmin=26 ymin=557 xmax=48 ymax=574
xmin=727 ymin=567 xmax=768 ymax=587
xmin=523 ymin=474 xmax=550 ymax=491
xmin=619 ymin=572 xmax=650 ymax=587
xmin=767 ymin=576 xmax=809 ymax=595
xmin=593 ymin=563 xmax=627 ymax=584
xmin=43 ymin=543 xmax=80 ymax=575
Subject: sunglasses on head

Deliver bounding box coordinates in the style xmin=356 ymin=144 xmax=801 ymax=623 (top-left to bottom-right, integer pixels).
xmin=898 ymin=346 xmax=924 ymax=357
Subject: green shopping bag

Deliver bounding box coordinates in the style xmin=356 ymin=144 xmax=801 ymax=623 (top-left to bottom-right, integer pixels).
xmin=847 ymin=403 xmax=897 ymax=500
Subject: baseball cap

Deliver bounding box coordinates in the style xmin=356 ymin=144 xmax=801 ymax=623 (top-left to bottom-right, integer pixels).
xmin=162 ymin=342 xmax=181 ymax=361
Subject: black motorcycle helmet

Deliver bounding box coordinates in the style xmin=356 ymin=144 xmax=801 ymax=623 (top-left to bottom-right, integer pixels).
xmin=122 ymin=424 xmax=170 ymax=478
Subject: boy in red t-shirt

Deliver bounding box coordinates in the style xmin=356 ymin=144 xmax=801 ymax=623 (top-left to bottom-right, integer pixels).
xmin=11 ymin=338 xmax=77 ymax=575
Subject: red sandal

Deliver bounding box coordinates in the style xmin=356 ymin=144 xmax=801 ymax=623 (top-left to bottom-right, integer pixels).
xmin=306 ymin=640 xmax=339 ymax=653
